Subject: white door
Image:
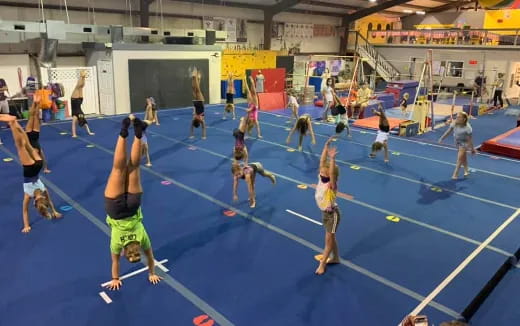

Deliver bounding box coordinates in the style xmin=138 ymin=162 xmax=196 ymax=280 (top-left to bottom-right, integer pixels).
xmin=41 ymin=66 xmax=100 ymax=116
xmin=506 ymin=62 xmax=520 ymax=103
xmin=485 ymin=60 xmax=509 ymax=98
xmin=97 ymin=60 xmax=115 ymax=116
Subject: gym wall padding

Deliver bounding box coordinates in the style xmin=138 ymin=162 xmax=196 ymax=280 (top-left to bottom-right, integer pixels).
xmin=221 ymin=50 xmax=277 ymax=80
xmin=258 ymin=92 xmax=286 ymax=111
xmin=276 ymin=56 xmax=294 ymax=76
xmin=247 ymin=68 xmax=286 ymax=93
xmin=128 ymin=59 xmax=209 ymax=112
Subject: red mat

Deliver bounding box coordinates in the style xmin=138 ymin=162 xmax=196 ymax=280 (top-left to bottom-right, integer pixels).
xmin=481 ymin=127 xmax=520 ymax=159
xmin=353 ymin=116 xmax=405 ymax=130
xmin=258 ymin=92 xmax=287 ymax=111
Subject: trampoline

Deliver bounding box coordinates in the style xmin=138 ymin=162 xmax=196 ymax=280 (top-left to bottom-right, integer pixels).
xmin=481 ymin=127 xmax=520 ymax=159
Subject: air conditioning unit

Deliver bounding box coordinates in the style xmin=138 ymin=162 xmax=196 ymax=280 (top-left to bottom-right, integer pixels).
xmin=215 ymin=30 xmax=227 ymax=41
xmin=168 ymin=29 xmax=186 ymax=37
xmin=186 ymin=29 xmax=206 ymax=37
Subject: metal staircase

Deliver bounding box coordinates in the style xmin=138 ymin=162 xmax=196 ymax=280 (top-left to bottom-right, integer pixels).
xmin=354 ymin=32 xmax=400 ymax=81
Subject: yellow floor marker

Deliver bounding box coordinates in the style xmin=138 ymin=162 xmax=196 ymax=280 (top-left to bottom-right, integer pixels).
xmin=287 ymin=148 xmax=296 ymax=152
xmin=3 ymin=158 xmax=13 ymax=162
xmin=314 ymin=254 xmax=323 ymax=262
xmin=386 ymin=215 xmax=401 ymax=223
xmin=350 ymin=165 xmax=361 ymax=170
xmin=297 ymin=184 xmax=308 ymax=190
xmin=430 ymin=186 xmax=442 ymax=193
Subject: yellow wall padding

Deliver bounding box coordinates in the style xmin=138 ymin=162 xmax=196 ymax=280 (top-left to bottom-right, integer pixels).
xmin=221 ymin=50 xmax=280 ymax=79
xmin=484 ymin=9 xmax=520 ymax=35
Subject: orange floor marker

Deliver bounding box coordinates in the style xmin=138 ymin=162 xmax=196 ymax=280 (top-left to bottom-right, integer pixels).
xmin=223 ymin=210 xmax=236 ymax=217
xmin=193 ymin=315 xmax=215 ymax=326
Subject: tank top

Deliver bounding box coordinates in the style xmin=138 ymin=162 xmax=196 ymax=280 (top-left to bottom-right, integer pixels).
xmin=314 ymin=175 xmax=337 ymax=211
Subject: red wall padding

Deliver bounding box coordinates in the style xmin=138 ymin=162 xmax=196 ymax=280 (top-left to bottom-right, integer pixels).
xmin=248 ymin=68 xmax=286 ymax=93
xmin=258 ymin=92 xmax=286 ymax=111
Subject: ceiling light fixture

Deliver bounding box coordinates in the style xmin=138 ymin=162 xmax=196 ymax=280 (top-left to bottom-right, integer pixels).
xmin=416 ymin=11 xmax=426 ymax=15
xmin=369 ymin=0 xmax=377 ymax=3
xmin=403 ymin=9 xmax=413 ymax=13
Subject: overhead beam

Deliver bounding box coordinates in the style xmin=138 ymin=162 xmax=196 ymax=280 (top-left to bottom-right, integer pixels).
xmin=267 ymin=0 xmax=302 ymax=15
xmin=428 ymin=0 xmax=474 ymax=13
xmin=399 ymin=3 xmax=430 ymax=10
xmin=307 ymin=0 xmax=360 ymax=11
xmin=343 ymin=0 xmax=414 ymax=22
xmin=287 ymin=8 xmax=344 ymax=17
xmin=168 ymin=0 xmax=266 ymax=10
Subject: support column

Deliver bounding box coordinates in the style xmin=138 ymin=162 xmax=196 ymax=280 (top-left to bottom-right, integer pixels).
xmin=339 ymin=18 xmax=350 ymax=55
xmin=140 ymin=0 xmax=150 ymax=42
xmin=263 ymin=11 xmax=273 ymax=50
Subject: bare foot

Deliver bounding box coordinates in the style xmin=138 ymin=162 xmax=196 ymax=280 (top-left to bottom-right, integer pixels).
xmin=72 ymin=135 xmax=78 ymax=138
xmin=258 ymin=135 xmax=263 ymax=139
xmin=452 ymin=175 xmax=458 ymax=180
xmin=145 ymin=163 xmax=152 ymax=167
xmin=189 ymin=135 xmax=195 ymax=139
xmin=315 ymin=262 xmax=326 ymax=275
xmin=88 ymin=132 xmax=95 ymax=136
xmin=249 ymin=199 xmax=256 ymax=208
xmin=129 ymin=114 xmax=136 ymax=121
xmin=44 ymin=169 xmax=51 ymax=174
xmin=202 ymin=137 xmax=207 ymax=140
xmin=464 ymin=171 xmax=470 ymax=177
xmin=384 ymin=159 xmax=389 ymax=163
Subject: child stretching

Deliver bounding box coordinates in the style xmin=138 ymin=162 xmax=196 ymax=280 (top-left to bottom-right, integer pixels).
xmin=287 ymin=90 xmax=299 ymax=120
xmin=244 ymin=76 xmax=262 ymax=138
xmin=190 ymin=68 xmax=207 ymax=140
xmin=315 ymin=137 xmax=341 ymax=275
xmin=286 ymin=114 xmax=316 ymax=151
xmin=333 ymin=93 xmax=352 ymax=138
xmin=104 ymin=115 xmax=162 ymax=290
xmin=369 ymin=105 xmax=390 ymax=163
xmin=144 ymin=97 xmax=159 ymax=125
xmin=233 ymin=116 xmax=249 ymax=164
xmin=400 ymin=93 xmax=410 ymax=114
xmin=232 ymin=161 xmax=276 ymax=208
xmin=224 ymin=72 xmax=236 ymax=120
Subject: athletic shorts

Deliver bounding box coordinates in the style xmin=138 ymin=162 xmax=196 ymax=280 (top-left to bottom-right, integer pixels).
xmin=105 ymin=193 xmax=142 ymax=220
xmin=226 ymin=93 xmax=234 ymax=104
xmin=322 ymin=206 xmax=341 ymax=234
xmin=331 ymin=105 xmax=339 ymax=116
xmin=193 ymin=100 xmax=204 ymax=115
xmin=27 ymin=131 xmax=41 ymax=150
xmin=71 ymin=98 xmax=84 ymax=117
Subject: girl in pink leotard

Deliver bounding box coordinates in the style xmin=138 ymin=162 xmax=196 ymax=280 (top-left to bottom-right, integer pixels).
xmin=244 ymin=76 xmax=262 ymax=138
